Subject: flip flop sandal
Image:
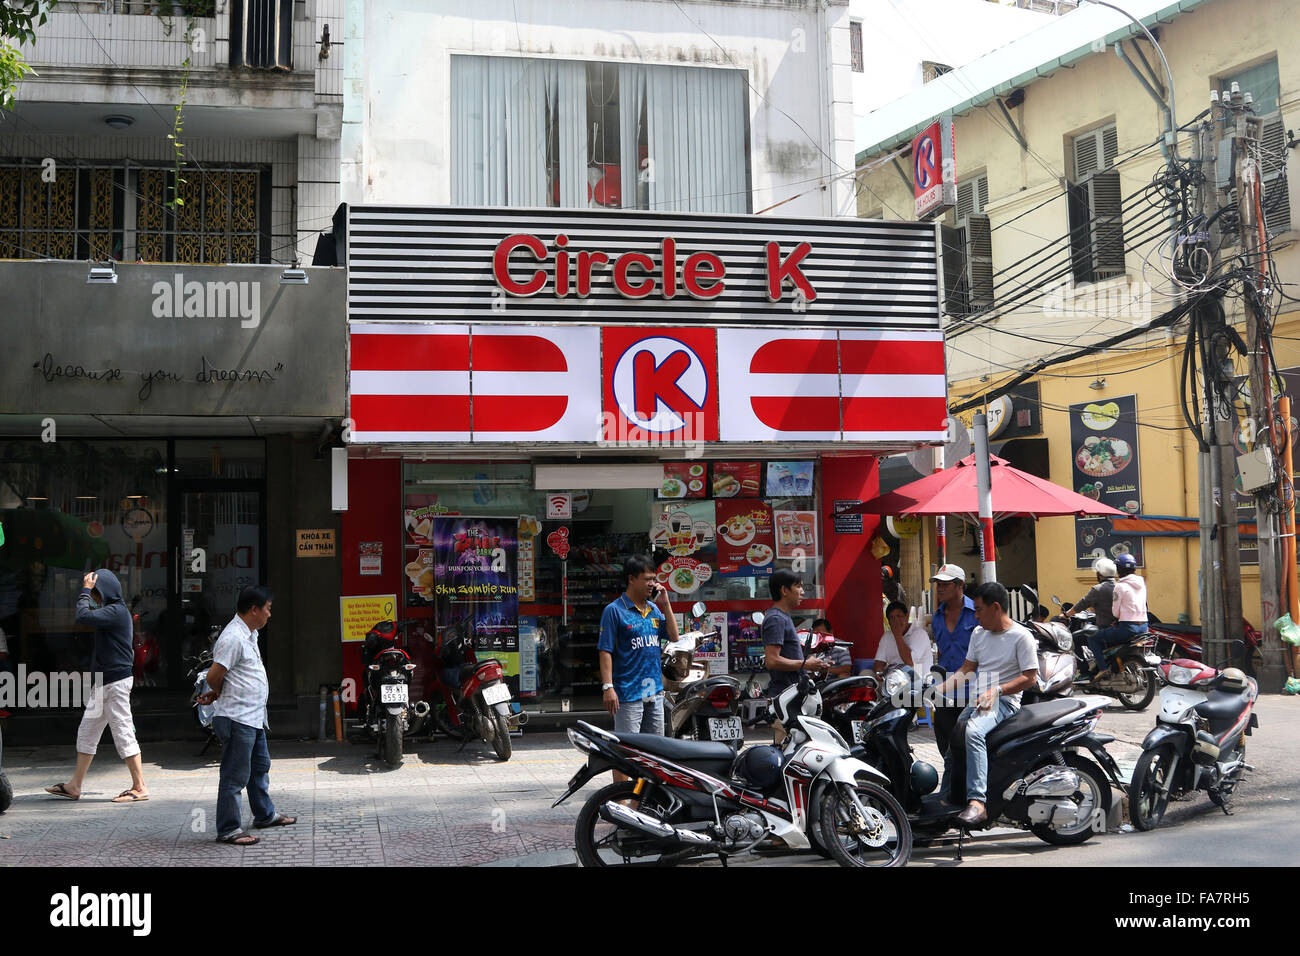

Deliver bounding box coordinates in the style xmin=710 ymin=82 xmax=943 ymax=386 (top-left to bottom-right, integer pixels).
xmin=111 ymin=790 xmax=149 ymax=803
xmin=215 ymin=832 xmax=260 ymax=845
xmin=253 ymin=814 xmax=296 ymax=829
xmin=45 ymin=784 xmax=79 ymax=800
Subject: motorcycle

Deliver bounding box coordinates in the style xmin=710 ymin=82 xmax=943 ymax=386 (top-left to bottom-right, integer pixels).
xmin=184 ymin=628 xmax=222 ymax=756
xmin=1014 ymin=587 xmax=1076 ymax=704
xmin=362 ymin=619 xmax=429 ymax=768
xmin=430 ymin=624 xmax=517 ymax=762
xmin=1052 ymin=596 xmax=1160 ymax=710
xmin=1146 ymin=616 xmax=1265 ymax=678
xmin=662 ymin=602 xmax=743 ymax=745
xmin=1128 ymin=659 xmax=1259 ymax=830
xmin=854 ymin=667 xmax=1124 ymax=855
xmin=738 ymin=673 xmax=773 ymax=728
xmin=820 ymin=673 xmax=881 ymax=745
xmin=553 ymin=648 xmax=912 ymax=868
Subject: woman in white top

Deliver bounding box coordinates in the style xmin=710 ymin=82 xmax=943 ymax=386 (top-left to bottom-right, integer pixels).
xmin=875 ymin=601 xmax=934 ymax=677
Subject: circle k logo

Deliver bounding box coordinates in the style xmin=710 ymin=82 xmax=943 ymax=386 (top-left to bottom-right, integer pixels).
xmin=611 ymin=336 xmax=708 ymax=433
xmin=914 ymin=135 xmax=937 ymax=190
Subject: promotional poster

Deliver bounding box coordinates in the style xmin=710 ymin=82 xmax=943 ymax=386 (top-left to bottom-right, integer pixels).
xmin=432 ymin=516 xmax=520 ymax=653
xmin=1069 ymin=394 xmax=1144 ymax=568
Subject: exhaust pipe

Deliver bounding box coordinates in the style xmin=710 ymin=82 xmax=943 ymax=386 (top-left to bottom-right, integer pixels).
xmin=411 ymin=700 xmax=431 ymax=719
xmin=515 ymin=710 xmax=529 ymax=725
xmin=599 ymin=801 xmax=716 ymax=847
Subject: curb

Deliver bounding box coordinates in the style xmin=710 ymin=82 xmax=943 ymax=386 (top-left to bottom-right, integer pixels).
xmin=477 ymin=848 xmax=577 ymax=868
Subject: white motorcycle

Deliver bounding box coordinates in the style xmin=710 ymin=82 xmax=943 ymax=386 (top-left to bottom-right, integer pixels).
xmin=554 ymin=644 xmax=912 ymax=867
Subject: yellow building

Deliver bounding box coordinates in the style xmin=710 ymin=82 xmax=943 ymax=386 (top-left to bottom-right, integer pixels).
xmin=854 ymin=0 xmax=1297 ymax=652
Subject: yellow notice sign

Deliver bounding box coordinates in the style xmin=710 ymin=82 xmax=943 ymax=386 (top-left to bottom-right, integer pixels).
xmin=340 ymin=594 xmax=397 ymax=643
xmin=297 ymin=529 xmax=336 ymax=557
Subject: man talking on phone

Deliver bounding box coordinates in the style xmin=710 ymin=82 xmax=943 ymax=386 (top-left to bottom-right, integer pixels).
xmin=598 ymin=555 xmax=680 ymax=751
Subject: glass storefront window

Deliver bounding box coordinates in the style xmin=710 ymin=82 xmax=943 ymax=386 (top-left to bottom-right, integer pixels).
xmin=0 ymin=441 xmax=169 ymax=693
xmin=174 ymin=440 xmax=266 ymax=480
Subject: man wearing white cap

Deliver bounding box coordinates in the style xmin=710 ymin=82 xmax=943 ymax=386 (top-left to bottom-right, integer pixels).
xmin=927 ymin=564 xmax=977 ymax=760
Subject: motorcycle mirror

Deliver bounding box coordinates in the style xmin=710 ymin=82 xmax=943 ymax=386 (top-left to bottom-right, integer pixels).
xmin=1052 ymin=595 xmax=1061 ymax=605
xmin=750 ymin=612 xmax=764 ymax=626
xmin=690 ymin=601 xmax=707 ymax=618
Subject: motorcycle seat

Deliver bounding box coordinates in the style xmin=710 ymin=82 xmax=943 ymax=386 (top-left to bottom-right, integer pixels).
xmin=612 ymin=731 xmax=737 ymax=765
xmin=1195 ymin=688 xmax=1252 ymax=733
xmin=821 ymin=675 xmax=876 ymax=697
xmin=985 ymin=698 xmax=1089 ymax=750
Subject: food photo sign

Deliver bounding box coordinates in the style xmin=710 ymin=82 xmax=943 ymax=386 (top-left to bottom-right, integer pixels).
xmin=1069 ymin=395 xmax=1143 ymax=569
xmin=715 ymin=499 xmax=776 ymax=576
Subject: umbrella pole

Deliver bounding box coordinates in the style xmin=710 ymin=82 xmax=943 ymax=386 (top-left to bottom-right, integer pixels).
xmin=935 ymin=445 xmax=947 ymax=566
xmin=974 ymin=412 xmax=996 ymax=583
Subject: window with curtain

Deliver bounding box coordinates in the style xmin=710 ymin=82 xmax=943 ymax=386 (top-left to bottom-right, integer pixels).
xmin=451 ymin=55 xmax=751 ymax=214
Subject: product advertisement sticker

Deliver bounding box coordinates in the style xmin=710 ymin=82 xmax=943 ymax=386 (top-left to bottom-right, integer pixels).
xmin=649 ymin=501 xmax=717 ymax=560
xmin=773 ymin=511 xmax=818 ymax=559
xmin=656 ymin=556 xmax=713 ymax=595
xmin=715 ymin=499 xmax=775 ymax=576
xmin=359 ymin=541 xmax=383 ymax=576
xmin=710 ymin=461 xmax=762 ymax=498
xmin=432 ymin=516 xmax=519 ymax=653
xmin=405 ymin=496 xmax=454 ymax=546
xmin=659 ymin=462 xmax=708 ymax=499
xmin=340 ymin=594 xmax=398 ymax=643
xmin=766 ymin=461 xmax=815 ymax=498
xmin=727 ymin=613 xmax=766 ymax=673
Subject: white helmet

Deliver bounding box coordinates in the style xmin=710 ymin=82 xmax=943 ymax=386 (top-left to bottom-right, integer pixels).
xmin=1092 ymin=557 xmax=1117 ymax=579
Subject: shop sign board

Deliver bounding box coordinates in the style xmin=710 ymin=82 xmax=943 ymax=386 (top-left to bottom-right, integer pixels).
xmin=1068 ymin=394 xmax=1143 ymax=569
xmin=913 ymin=116 xmax=956 ymax=220
xmin=545 ymin=493 xmax=572 ymax=520
xmin=348 ymin=206 xmax=941 ymax=330
xmin=348 ymin=324 xmax=947 ymax=446
xmin=833 ymin=500 xmax=863 ymax=535
xmin=297 ymin=529 xmax=336 ymax=558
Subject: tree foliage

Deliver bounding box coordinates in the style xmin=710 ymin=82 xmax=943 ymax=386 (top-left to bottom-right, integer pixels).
xmin=1 ymin=1 xmax=51 ymax=111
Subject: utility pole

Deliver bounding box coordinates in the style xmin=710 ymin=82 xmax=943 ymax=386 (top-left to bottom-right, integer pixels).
xmin=1231 ymin=86 xmax=1288 ymax=689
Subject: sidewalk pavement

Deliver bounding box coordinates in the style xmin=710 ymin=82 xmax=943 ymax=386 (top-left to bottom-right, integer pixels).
xmin=0 ymin=705 xmax=1149 ymax=868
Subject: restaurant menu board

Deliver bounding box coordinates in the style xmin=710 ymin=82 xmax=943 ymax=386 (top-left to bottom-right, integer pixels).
xmin=711 ymin=462 xmax=762 ymax=498
xmin=774 ymin=511 xmax=818 ymax=559
xmin=767 ymin=461 xmax=815 ymax=497
xmin=728 ymin=613 xmax=767 ymax=673
xmin=715 ymin=499 xmax=775 ymax=576
xmin=658 ymin=462 xmax=708 ymax=499
xmin=1069 ymin=395 xmax=1143 ymax=569
xmin=432 ymin=516 xmax=519 ymax=653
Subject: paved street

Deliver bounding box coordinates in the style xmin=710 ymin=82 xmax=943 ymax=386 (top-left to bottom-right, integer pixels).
xmin=1 ymin=696 xmax=1296 ymax=867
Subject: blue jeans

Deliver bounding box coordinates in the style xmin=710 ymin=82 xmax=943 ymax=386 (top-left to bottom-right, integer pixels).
xmin=213 ymin=716 xmax=277 ymax=838
xmin=940 ymin=698 xmax=1019 ymax=803
xmin=1087 ymin=622 xmax=1148 ymax=674
xmin=614 ymin=692 xmax=664 ymax=735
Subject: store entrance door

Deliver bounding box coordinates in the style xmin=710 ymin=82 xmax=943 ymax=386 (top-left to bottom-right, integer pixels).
xmin=167 ymin=482 xmax=265 ymax=687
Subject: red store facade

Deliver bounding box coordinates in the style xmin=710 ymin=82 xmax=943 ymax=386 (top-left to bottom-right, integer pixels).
xmin=337 ymin=206 xmax=947 ymax=720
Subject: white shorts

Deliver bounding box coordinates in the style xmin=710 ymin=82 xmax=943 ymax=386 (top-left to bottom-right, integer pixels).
xmin=76 ymin=676 xmax=141 ymax=760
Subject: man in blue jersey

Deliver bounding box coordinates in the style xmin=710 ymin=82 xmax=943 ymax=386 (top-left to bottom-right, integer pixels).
xmin=599 ymin=555 xmax=680 ymax=746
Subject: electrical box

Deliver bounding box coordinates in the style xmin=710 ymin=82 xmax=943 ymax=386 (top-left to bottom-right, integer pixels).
xmin=1237 ymin=447 xmax=1275 ymax=493
xmin=1216 ymin=136 xmax=1237 ymax=189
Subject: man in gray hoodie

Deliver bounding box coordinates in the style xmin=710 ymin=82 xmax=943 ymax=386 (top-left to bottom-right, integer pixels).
xmin=45 ymin=569 xmax=149 ymax=802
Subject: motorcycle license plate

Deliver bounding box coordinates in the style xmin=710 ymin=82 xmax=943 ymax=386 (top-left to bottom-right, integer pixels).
xmin=482 ymin=683 xmax=511 ymax=706
xmin=851 ymin=720 xmax=868 ymax=743
xmin=380 ymin=684 xmax=408 ymax=704
xmin=708 ymin=717 xmax=743 ymax=741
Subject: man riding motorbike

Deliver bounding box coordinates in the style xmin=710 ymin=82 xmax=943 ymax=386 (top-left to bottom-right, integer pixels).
xmin=1080 ymin=553 xmax=1147 ymax=681
xmin=1064 ymin=557 xmax=1117 ymax=632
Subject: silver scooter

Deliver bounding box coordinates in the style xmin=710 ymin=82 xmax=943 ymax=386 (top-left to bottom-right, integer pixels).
xmin=1016 ymin=586 xmax=1076 ymax=703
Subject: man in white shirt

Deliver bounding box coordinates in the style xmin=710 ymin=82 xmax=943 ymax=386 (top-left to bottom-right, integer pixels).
xmin=933 ymin=582 xmax=1038 ymax=827
xmin=874 ymin=601 xmax=934 ymax=677
xmin=196 ymin=585 xmax=295 ymax=845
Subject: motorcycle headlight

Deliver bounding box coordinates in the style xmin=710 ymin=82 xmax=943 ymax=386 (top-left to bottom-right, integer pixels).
xmin=882 ymin=669 xmax=911 ymax=704
xmin=1167 ymin=664 xmax=1199 ymax=686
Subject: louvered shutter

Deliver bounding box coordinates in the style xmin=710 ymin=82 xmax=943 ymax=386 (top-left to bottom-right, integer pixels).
xmin=978 ymin=175 xmax=989 ymax=213
xmin=1259 ymin=113 xmax=1291 ymax=234
xmin=1073 ymin=131 xmax=1100 ymax=180
xmin=940 ymin=223 xmax=967 ymax=318
xmin=955 ymin=180 xmax=974 ymax=222
xmin=962 ymin=213 xmax=994 ymax=312
xmin=1088 ymin=168 xmax=1126 ymax=279
xmin=1102 ymin=124 xmax=1118 ymax=168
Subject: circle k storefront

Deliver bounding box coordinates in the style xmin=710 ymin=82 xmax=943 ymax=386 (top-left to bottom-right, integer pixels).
xmin=338 ymin=206 xmax=947 ymax=720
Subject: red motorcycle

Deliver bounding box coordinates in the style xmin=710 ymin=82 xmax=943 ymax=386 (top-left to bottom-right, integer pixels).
xmin=430 ymin=625 xmax=518 ymax=761
xmin=1146 ymin=615 xmax=1264 ymax=677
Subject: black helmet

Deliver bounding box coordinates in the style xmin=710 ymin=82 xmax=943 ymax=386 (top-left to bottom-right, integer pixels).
xmin=910 ymin=760 xmax=939 ymax=795
xmin=737 ymin=745 xmax=783 ymax=790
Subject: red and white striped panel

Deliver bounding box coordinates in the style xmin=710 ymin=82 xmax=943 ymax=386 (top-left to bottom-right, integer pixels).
xmin=717 ymin=329 xmax=841 ymax=442
xmin=839 ymin=330 xmax=947 ymax=442
xmin=470 ymin=326 xmax=600 ymax=442
xmin=349 ymin=324 xmax=471 ymax=442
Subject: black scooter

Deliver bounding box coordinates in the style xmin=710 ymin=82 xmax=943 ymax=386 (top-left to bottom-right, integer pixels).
xmin=362 ymin=620 xmax=430 ymax=767
xmin=662 ymin=602 xmax=742 ymax=745
xmin=855 ymin=668 xmax=1125 ymax=856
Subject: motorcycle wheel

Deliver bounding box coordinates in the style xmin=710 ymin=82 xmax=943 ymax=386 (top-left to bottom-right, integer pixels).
xmin=490 ymin=710 xmax=512 ymax=762
xmin=574 ymin=780 xmax=679 ymax=867
xmin=0 ymin=772 xmax=12 ymax=814
xmin=1030 ymin=753 xmax=1111 ymax=846
xmin=383 ymin=718 xmax=403 ymax=768
xmin=1129 ymin=743 xmax=1177 ymax=831
xmin=1116 ymin=664 xmax=1156 ymax=711
xmin=817 ymin=782 xmax=912 ymax=868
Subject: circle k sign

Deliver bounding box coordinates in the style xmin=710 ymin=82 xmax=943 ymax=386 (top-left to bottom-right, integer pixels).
xmin=601 ymin=328 xmax=719 ymax=443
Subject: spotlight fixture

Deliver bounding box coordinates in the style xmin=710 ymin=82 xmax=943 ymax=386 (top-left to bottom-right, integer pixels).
xmin=104 ymin=114 xmax=135 ymax=130
xmin=1089 ymin=377 xmax=1107 ymax=391
xmin=280 ymin=265 xmax=309 ymax=285
xmin=87 ymin=262 xmax=117 ymax=284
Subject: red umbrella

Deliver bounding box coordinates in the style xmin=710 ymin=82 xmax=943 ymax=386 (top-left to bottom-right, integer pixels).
xmin=846 ymin=454 xmax=1125 ymax=524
